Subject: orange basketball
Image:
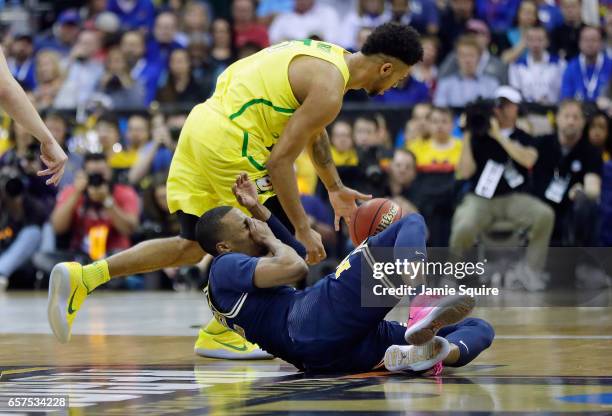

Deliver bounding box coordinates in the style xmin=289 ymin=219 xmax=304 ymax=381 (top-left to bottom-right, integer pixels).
xmin=349 ymin=198 xmax=403 ymax=246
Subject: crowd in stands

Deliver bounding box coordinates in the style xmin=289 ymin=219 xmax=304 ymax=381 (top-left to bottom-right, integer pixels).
xmin=0 ymin=0 xmax=611 ymax=292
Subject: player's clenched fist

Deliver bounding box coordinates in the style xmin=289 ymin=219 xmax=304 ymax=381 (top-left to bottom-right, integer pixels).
xmin=296 ymin=228 xmax=325 ymax=265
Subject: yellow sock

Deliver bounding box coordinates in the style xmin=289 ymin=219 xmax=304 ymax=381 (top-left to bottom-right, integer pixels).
xmin=82 ymin=260 xmax=111 ymax=292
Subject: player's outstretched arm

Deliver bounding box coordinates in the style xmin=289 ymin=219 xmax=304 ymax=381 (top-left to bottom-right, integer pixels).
xmin=267 ymin=71 xmax=343 ymax=264
xmin=0 ymin=48 xmax=67 ymax=185
xmin=248 ymin=218 xmax=308 ymax=288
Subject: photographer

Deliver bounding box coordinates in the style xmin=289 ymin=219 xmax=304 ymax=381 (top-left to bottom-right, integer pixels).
xmin=50 ymin=153 xmax=140 ymax=264
xmin=0 ymin=166 xmax=47 ymax=291
xmin=353 ymin=114 xmax=393 ymax=197
xmin=128 ymin=112 xmax=180 ymax=186
xmin=451 ymin=86 xmax=555 ymax=291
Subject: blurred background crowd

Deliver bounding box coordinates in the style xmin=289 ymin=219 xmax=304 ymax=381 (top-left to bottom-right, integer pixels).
xmin=0 ymin=0 xmax=611 ymax=292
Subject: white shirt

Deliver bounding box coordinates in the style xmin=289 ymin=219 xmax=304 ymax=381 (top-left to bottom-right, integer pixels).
xmin=509 ymin=52 xmax=565 ymax=104
xmin=269 ymin=3 xmax=340 ymax=44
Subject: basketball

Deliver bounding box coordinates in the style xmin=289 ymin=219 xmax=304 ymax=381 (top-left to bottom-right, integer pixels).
xmin=349 ymin=198 xmax=403 ymax=246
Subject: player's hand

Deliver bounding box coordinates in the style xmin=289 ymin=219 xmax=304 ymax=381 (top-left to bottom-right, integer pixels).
xmin=296 ymin=227 xmax=325 ymax=265
xmin=247 ymin=217 xmax=276 ymax=245
xmin=329 ymin=186 xmax=372 ymax=231
xmin=232 ymin=172 xmax=259 ymax=209
xmin=37 ymin=139 xmax=67 ymax=186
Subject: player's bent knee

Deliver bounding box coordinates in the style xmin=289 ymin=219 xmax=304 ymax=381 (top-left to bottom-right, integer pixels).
xmin=465 ymin=317 xmax=496 ymax=346
xmin=400 ymin=213 xmax=426 ymax=230
xmin=173 ymin=237 xmax=205 ymax=264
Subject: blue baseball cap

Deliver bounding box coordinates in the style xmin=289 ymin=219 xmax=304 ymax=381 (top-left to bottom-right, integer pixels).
xmin=57 ymin=9 xmax=81 ymax=26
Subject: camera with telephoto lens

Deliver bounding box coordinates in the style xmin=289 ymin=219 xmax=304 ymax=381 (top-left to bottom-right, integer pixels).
xmin=464 ymin=98 xmax=495 ymax=139
xmin=0 ymin=166 xmax=28 ymax=199
xmin=87 ymin=173 xmax=107 ymax=187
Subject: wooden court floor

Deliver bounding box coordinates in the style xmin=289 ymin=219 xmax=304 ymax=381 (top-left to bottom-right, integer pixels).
xmin=0 ymin=291 xmax=611 ymax=415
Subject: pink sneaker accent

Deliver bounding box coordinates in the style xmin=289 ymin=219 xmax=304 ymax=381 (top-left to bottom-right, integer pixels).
xmin=407 ymin=295 xmax=443 ymax=326
xmin=404 ymin=294 xmax=475 ymax=346
xmin=425 ymin=361 xmax=444 ymax=376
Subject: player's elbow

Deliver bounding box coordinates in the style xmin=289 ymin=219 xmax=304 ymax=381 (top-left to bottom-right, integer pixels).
xmin=286 ymin=258 xmax=309 ymax=283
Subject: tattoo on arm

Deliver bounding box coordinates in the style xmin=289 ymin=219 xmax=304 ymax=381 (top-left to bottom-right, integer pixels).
xmin=311 ymin=133 xmax=333 ymax=167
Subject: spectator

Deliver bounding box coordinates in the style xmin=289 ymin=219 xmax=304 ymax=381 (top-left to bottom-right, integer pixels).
xmin=97 ymin=47 xmax=145 ymax=108
xmin=0 ymin=164 xmax=47 ymax=291
xmin=233 ymin=0 xmax=270 ymax=50
xmin=177 ymin=1 xmax=211 ymax=45
xmin=389 ymin=0 xmax=440 ymax=35
xmin=33 ymin=50 xmax=64 ymax=111
xmin=339 ymin=0 xmax=391 ymax=50
xmin=586 ymin=110 xmax=611 ymax=162
xmin=108 ymin=0 xmax=156 ymax=32
xmin=156 ymin=48 xmax=203 ymax=104
xmin=383 ymin=148 xmax=419 ymax=214
xmin=147 ymin=12 xmax=185 ymax=66
xmin=269 ymin=0 xmax=340 ymax=45
xmin=354 ymin=114 xmax=394 ymax=197
xmin=411 ymin=35 xmax=439 ymax=94
xmin=439 ymin=19 xmax=508 ymax=84
xmin=94 ymin=114 xmax=137 ymax=179
xmin=434 ymin=35 xmax=500 ymax=107
xmin=498 ymin=0 xmax=540 ymax=64
xmin=408 ymin=107 xmax=462 ymax=245
xmin=399 ymin=102 xmax=432 ymax=147
xmin=35 ymin=9 xmax=81 ymax=56
xmin=451 ymin=87 xmax=554 ymax=290
xmin=330 ymin=119 xmax=358 ymax=166
xmin=187 ymin=34 xmax=218 ymax=99
xmin=7 ymin=32 xmax=36 ymax=91
xmin=536 ymin=0 xmax=563 ymax=32
xmin=53 ymin=30 xmax=104 ymax=110
xmin=128 ymin=113 xmax=178 ymax=186
xmin=560 ymin=26 xmax=612 ymax=102
xmin=0 ymin=122 xmax=57 ymax=210
xmin=139 ymin=170 xmax=179 ymax=237
xmin=44 ymin=112 xmax=83 ymax=190
xmin=438 ymin=0 xmax=476 ymax=59
xmin=50 ymin=153 xmax=140 ymax=264
xmin=532 ymin=100 xmax=602 ymax=247
xmin=475 ymin=0 xmax=520 ymax=34
xmin=210 ymin=18 xmax=235 ymax=71
xmin=120 ymin=30 xmax=163 ymax=105
xmin=509 ymin=25 xmax=565 ymax=105
xmin=551 ymin=0 xmax=585 ymax=61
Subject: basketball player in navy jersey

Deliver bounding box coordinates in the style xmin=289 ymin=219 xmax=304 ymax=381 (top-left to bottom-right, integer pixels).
xmin=198 ymin=173 xmax=494 ymax=373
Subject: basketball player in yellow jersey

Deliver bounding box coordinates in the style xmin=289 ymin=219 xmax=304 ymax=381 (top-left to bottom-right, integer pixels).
xmin=48 ymin=23 xmax=424 ymax=359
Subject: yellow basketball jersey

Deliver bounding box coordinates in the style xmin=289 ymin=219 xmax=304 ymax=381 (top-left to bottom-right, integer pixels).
xmin=206 ymin=39 xmax=351 ymax=149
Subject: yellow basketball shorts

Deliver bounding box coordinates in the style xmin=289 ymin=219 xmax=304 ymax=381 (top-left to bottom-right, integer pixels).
xmin=167 ymin=103 xmax=276 ymax=218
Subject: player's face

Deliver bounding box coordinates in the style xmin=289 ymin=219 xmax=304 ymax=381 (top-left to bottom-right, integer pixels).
xmin=367 ymin=61 xmax=411 ymax=97
xmin=219 ymin=209 xmax=268 ymax=257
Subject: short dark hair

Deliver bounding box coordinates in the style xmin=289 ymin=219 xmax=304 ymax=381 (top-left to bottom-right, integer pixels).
xmin=83 ymin=152 xmax=107 ymax=167
xmin=361 ymin=23 xmax=423 ymax=66
xmin=196 ymin=206 xmax=234 ymax=256
xmin=355 ymin=113 xmax=379 ymax=128
xmin=96 ymin=113 xmax=120 ymax=131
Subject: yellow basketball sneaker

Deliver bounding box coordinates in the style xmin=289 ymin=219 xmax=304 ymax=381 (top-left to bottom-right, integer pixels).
xmin=47 ymin=262 xmax=93 ymax=343
xmin=194 ymin=318 xmax=273 ymax=360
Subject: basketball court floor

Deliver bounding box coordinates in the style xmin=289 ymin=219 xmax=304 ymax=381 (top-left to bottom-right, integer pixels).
xmin=1 ymin=290 xmax=611 ymax=415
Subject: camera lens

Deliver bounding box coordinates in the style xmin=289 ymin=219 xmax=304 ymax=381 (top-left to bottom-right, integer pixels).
xmin=5 ymin=177 xmax=24 ymax=197
xmin=88 ymin=173 xmax=106 ymax=187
